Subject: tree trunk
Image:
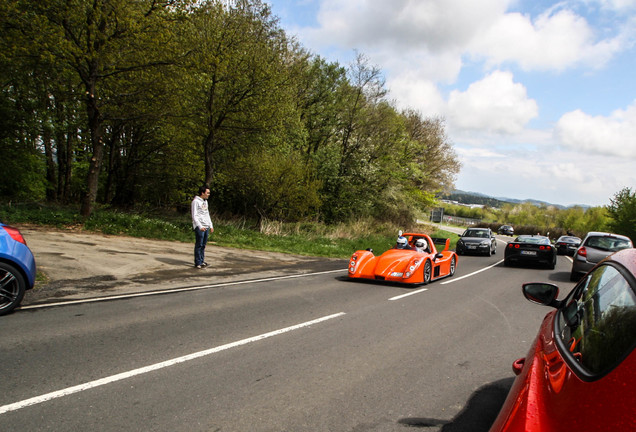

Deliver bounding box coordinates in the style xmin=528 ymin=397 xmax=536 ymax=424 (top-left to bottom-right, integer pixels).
xmin=42 ymin=126 xmax=57 ymax=201
xmin=80 ymin=81 xmax=104 ymax=218
xmin=204 ymin=132 xmax=215 ymax=187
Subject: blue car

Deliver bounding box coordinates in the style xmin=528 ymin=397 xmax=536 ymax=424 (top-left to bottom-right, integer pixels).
xmin=0 ymin=223 xmax=36 ymax=315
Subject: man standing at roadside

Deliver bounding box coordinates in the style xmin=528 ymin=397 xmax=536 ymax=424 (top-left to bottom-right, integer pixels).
xmin=191 ymin=185 xmax=214 ymax=269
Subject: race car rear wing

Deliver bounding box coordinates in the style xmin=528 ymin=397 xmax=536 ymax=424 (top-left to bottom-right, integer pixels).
xmin=430 ymin=237 xmax=451 ymax=252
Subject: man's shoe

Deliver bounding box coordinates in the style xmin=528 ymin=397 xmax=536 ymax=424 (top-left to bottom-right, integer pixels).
xmin=195 ymin=264 xmax=202 ymax=269
xmin=202 ymin=262 xmax=209 ymax=267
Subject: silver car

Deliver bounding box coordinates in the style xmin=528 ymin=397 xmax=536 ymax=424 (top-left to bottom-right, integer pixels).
xmin=456 ymin=227 xmax=497 ymax=256
xmin=570 ymin=231 xmax=632 ymax=281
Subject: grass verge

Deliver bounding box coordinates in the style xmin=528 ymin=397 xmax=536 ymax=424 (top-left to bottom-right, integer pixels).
xmin=0 ymin=202 xmax=458 ymax=259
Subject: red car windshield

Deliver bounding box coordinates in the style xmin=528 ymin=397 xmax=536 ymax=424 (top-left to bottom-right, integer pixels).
xmin=557 ymin=264 xmax=636 ymax=376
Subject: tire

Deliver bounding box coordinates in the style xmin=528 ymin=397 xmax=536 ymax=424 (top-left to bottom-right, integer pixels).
xmin=423 ymin=260 xmax=432 ymax=285
xmin=492 ymin=243 xmax=496 ymax=255
xmin=449 ymin=256 xmax=456 ymax=276
xmin=0 ymin=262 xmax=27 ymax=316
xmin=548 ymin=255 xmax=556 ymax=270
xmin=504 ymin=258 xmax=511 ymax=267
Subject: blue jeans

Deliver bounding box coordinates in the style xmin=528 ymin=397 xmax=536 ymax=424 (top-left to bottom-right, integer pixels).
xmin=194 ymin=227 xmax=209 ymax=266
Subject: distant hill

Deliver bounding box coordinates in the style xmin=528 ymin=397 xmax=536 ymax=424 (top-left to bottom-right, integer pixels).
xmin=439 ymin=190 xmax=589 ymax=209
xmin=439 ymin=191 xmax=506 ymax=208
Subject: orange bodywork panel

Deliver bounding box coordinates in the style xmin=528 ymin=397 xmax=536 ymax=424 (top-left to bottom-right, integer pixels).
xmin=347 ymin=233 xmax=457 ymax=285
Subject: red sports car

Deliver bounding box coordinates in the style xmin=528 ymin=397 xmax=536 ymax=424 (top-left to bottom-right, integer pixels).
xmin=347 ymin=232 xmax=457 ymax=284
xmin=489 ymin=248 xmax=636 ymax=432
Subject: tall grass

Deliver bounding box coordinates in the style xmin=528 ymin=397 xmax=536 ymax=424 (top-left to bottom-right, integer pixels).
xmin=0 ymin=202 xmax=458 ymax=258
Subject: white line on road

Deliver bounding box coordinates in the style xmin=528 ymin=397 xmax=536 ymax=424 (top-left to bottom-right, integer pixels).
xmin=0 ymin=312 xmax=346 ymax=415
xmin=440 ymin=259 xmax=504 ymax=284
xmin=20 ymin=269 xmax=346 ymax=311
xmin=389 ymin=288 xmax=428 ymax=301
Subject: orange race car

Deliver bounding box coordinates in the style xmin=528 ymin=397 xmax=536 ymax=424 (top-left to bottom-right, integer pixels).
xmin=347 ymin=232 xmax=457 ymax=285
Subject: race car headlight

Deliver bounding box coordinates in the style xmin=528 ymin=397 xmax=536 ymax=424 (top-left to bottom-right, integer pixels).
xmin=349 ymin=256 xmax=358 ymax=273
xmin=403 ymin=259 xmax=422 ymax=278
xmin=480 ymin=241 xmax=490 ymax=246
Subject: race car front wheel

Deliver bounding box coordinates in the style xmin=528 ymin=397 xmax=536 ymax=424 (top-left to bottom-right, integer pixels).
xmin=423 ymin=260 xmax=432 ymax=284
xmin=0 ymin=262 xmax=26 ymax=316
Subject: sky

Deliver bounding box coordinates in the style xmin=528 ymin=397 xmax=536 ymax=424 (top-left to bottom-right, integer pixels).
xmin=266 ymin=0 xmax=636 ymax=207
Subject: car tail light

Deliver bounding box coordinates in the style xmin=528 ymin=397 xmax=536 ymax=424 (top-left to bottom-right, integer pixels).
xmin=577 ymin=246 xmax=587 ymax=257
xmin=1 ymin=225 xmax=27 ymax=245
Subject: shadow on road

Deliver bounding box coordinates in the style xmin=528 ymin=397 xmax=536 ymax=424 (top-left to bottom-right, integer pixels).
xmin=397 ymin=377 xmax=514 ymax=431
xmin=547 ymin=271 xmax=574 ymax=283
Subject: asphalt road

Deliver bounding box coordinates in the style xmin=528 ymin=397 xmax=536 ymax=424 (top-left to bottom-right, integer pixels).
xmin=1 ymin=233 xmax=577 ymax=431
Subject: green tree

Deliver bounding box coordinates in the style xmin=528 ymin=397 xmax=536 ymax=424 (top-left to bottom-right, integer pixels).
xmin=606 ymin=187 xmax=636 ymax=241
xmin=4 ymin=0 xmax=193 ymax=216
xmin=317 ymin=53 xmax=389 ymax=221
xmin=181 ymin=0 xmax=293 ymax=188
xmin=402 ymin=112 xmax=460 ymax=199
xmin=292 ymin=53 xmax=346 ymax=157
xmin=215 ymin=148 xmax=322 ymax=222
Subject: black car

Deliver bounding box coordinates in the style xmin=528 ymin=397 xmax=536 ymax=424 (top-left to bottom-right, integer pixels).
xmin=555 ymin=235 xmax=581 ymax=256
xmin=456 ymin=228 xmax=497 ymax=256
xmin=504 ymin=235 xmax=556 ymax=269
xmin=498 ymin=225 xmax=514 ymax=236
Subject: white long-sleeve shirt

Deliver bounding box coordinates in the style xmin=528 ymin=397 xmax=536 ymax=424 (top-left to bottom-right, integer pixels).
xmin=191 ymin=196 xmax=213 ymax=230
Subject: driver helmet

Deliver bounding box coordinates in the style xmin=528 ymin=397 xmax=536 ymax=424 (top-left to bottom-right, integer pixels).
xmin=396 ymin=236 xmax=408 ymax=248
xmin=415 ymin=238 xmax=427 ymax=250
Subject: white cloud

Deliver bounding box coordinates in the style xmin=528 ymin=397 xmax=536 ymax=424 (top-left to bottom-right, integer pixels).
xmin=299 ymin=1 xmax=630 ymax=76
xmin=455 ymin=147 xmax=506 ymax=159
xmin=546 ymin=162 xmax=586 ymax=183
xmin=469 ymin=8 xmax=624 ymax=71
xmin=453 ymin=146 xmax=636 ymax=206
xmin=388 ymin=75 xmax=446 ymax=117
xmin=555 ymin=101 xmax=636 ymax=158
xmin=447 ymin=71 xmax=538 ymax=134
xmin=306 ymin=0 xmax=510 ymax=53
xmin=594 ymin=0 xmax=636 ymax=11
xmin=379 ymin=49 xmax=464 ymax=84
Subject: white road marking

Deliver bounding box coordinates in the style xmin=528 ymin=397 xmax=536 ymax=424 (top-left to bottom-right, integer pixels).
xmin=388 ymin=249 xmax=508 ymax=300
xmin=440 ymin=260 xmax=504 ymax=284
xmin=389 ymin=288 xmax=428 ymax=301
xmin=20 ymin=269 xmax=346 ymax=311
xmin=0 ymin=312 xmax=346 ymax=415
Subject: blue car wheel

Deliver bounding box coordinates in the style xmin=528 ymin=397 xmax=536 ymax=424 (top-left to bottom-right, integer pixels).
xmin=0 ymin=262 xmax=27 ymax=316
